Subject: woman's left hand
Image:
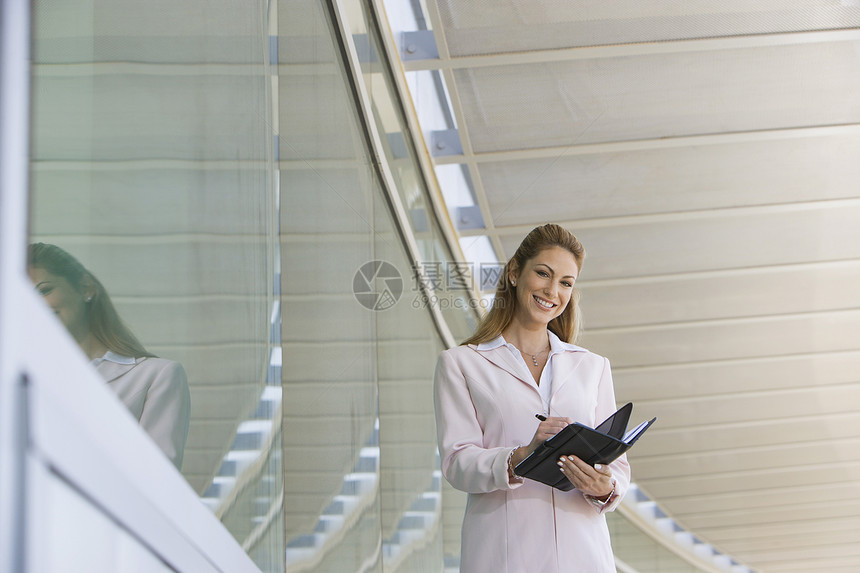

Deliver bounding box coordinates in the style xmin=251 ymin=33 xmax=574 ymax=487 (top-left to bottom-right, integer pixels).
xmin=558 ymin=455 xmax=614 ymax=499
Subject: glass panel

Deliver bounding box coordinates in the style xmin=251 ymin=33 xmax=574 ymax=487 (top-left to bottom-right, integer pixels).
xmin=279 ymin=1 xmax=380 ymax=571
xmin=374 ymin=199 xmax=448 ymax=572
xmin=608 ymin=512 xmax=698 ymax=573
xmin=278 ymin=1 xmax=455 ymax=570
xmin=29 ymin=0 xmax=282 ymax=569
xmin=343 ymin=0 xmax=482 ymax=345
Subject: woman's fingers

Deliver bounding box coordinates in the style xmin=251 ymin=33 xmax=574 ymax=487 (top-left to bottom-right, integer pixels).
xmin=557 ymin=455 xmax=613 ymax=497
xmin=539 ymin=416 xmax=570 ymax=434
xmin=568 ymin=455 xmax=608 ymax=476
xmin=593 ymin=462 xmax=613 ymax=477
xmin=529 ymin=416 xmax=570 ymax=447
xmin=557 ymin=456 xmax=582 ymax=487
xmin=537 ymin=423 xmax=565 ymax=439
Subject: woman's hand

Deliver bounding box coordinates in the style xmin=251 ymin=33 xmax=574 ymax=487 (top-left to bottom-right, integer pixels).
xmin=510 ymin=416 xmax=571 ymax=467
xmin=558 ymin=455 xmax=614 ymax=499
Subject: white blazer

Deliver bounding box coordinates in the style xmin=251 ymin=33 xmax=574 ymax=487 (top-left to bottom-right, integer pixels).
xmin=97 ymin=357 xmax=190 ymax=469
xmin=434 ymin=337 xmax=630 ymax=573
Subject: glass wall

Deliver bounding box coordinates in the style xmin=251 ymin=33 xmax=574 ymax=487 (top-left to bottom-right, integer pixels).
xmin=278 ymin=1 xmax=478 ymax=571
xmin=29 ymin=0 xmax=283 ymax=569
xmin=28 ymin=0 xmax=475 ymax=570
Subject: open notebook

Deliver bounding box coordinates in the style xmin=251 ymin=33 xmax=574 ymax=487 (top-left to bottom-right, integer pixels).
xmin=513 ymin=402 xmax=656 ymax=491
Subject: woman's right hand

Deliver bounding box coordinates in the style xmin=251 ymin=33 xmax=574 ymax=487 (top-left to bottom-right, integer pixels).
xmin=511 ymin=416 xmax=572 ymax=467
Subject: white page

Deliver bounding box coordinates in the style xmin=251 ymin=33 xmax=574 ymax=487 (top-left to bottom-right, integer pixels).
xmin=623 ymin=420 xmax=650 ymax=444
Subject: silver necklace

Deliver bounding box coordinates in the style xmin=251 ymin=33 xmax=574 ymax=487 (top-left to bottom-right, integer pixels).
xmin=522 ymin=346 xmax=550 ymax=367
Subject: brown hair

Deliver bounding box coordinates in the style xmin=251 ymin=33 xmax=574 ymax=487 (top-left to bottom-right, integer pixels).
xmin=28 ymin=243 xmax=154 ymax=358
xmin=462 ymin=224 xmax=585 ymax=346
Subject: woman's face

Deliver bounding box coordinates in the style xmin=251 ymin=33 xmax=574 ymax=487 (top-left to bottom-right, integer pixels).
xmin=28 ymin=266 xmax=91 ymax=340
xmin=510 ymin=246 xmax=579 ymax=328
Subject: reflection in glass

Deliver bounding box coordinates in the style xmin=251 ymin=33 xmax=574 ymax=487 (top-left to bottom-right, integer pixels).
xmin=27 ymin=242 xmax=190 ymax=468
xmin=29 ymin=0 xmax=281 ymax=569
xmin=608 ymin=511 xmax=697 ymax=573
xmin=278 ymin=0 xmax=382 ymax=569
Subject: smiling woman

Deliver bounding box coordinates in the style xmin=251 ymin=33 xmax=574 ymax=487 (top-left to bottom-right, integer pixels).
xmin=508 ymin=245 xmax=580 ymax=338
xmin=465 ymin=223 xmax=586 ymax=347
xmin=27 ymin=243 xmax=190 ymax=469
xmin=434 ymin=223 xmax=630 ymax=573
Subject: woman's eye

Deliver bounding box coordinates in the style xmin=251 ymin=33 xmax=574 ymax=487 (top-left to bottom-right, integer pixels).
xmin=537 ymin=270 xmax=549 ymax=277
xmin=562 ymin=281 xmax=573 ymax=288
xmin=39 ymin=286 xmax=53 ymax=295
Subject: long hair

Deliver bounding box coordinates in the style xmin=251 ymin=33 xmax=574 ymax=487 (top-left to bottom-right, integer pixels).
xmin=463 ymin=224 xmax=586 ymax=346
xmin=28 ymin=243 xmax=154 ymax=358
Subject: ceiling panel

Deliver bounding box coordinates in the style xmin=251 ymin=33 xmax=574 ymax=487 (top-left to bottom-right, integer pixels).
xmin=663 ymin=480 xmax=856 ymax=517
xmin=417 ymin=0 xmax=860 ymax=569
xmin=436 ymin=0 xmax=860 ymax=55
xmin=578 ymin=261 xmax=860 ymax=328
xmin=633 ymin=412 xmax=860 ymax=457
xmin=615 ymin=350 xmax=860 ymax=400
xmin=634 ymin=435 xmax=860 ymax=479
xmin=498 ymin=202 xmax=860 ymax=281
xmin=641 ymin=461 xmax=860 ymax=500
xmin=683 ymin=497 xmax=860 ymax=530
xmin=624 ymin=384 xmax=860 ymax=430
xmin=584 ymin=310 xmax=860 ymax=367
xmin=477 ymin=133 xmax=860 ymax=227
xmin=453 ymin=41 xmax=860 ymax=152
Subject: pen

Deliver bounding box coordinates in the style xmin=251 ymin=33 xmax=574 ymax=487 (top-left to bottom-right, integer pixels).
xmin=535 ymin=414 xmax=547 ymax=421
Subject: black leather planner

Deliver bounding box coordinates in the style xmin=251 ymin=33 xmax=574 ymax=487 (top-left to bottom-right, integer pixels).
xmin=513 ymin=402 xmax=656 ymax=491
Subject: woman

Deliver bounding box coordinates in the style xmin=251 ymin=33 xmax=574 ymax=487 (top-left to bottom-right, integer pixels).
xmin=434 ymin=224 xmax=630 ymax=572
xmin=27 ymin=243 xmax=190 ymax=469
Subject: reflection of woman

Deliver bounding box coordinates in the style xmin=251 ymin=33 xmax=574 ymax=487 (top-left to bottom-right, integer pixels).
xmin=27 ymin=243 xmax=190 ymax=469
xmin=434 ymin=224 xmax=630 ymax=572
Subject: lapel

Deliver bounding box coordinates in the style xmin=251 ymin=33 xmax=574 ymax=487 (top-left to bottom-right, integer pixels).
xmin=470 ymin=344 xmax=534 ymax=387
xmin=96 ymin=358 xmax=139 ymax=384
xmin=550 ymin=350 xmax=585 ymax=399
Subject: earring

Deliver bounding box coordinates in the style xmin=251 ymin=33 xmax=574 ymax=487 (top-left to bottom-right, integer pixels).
xmin=510 ymin=280 xmax=516 ymax=287
xmin=86 ymin=296 xmax=92 ymax=302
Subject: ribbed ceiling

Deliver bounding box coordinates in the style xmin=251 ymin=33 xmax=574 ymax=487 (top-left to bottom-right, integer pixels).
xmin=408 ymin=1 xmax=860 ymax=571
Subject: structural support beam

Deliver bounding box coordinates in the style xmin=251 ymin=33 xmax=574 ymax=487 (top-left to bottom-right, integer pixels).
xmin=404 ymin=28 xmax=860 ymax=71
xmin=433 ymin=123 xmax=860 ymax=166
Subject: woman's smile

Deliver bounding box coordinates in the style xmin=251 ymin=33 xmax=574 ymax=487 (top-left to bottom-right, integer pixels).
xmin=533 ymin=295 xmax=557 ymax=310
xmin=510 ymin=245 xmax=579 ymax=328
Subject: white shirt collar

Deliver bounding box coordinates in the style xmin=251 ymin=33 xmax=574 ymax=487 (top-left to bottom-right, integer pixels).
xmin=91 ymin=350 xmax=136 ymax=367
xmin=475 ymin=336 xmax=505 ymax=351
xmin=548 ymin=330 xmax=585 ymax=353
xmin=476 ymin=330 xmax=585 ymax=353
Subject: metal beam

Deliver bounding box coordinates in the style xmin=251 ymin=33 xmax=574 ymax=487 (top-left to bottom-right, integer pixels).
xmin=432 ymin=123 xmax=860 ymax=165
xmin=404 ymin=28 xmax=860 ymax=71
xmin=457 ymin=195 xmax=860 ymax=236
